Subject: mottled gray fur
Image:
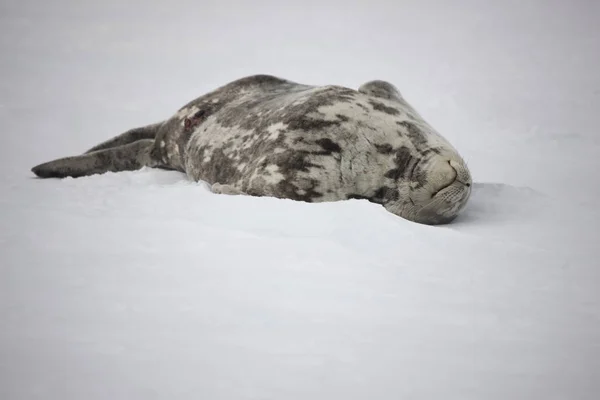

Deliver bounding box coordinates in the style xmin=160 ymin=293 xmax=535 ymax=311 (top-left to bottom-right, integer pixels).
xmin=32 ymin=75 xmax=472 ymax=224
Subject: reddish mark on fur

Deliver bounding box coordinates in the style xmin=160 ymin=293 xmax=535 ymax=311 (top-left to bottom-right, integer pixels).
xmin=183 ymin=110 xmax=208 ymax=133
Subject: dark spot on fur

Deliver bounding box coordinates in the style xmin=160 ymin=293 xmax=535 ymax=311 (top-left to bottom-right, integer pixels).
xmin=372 ymin=186 xmax=399 ymax=202
xmin=372 ymin=187 xmax=388 ymax=200
xmin=419 ymin=148 xmax=442 ymax=158
xmin=397 ymin=121 xmax=429 ymax=150
xmin=346 ymin=186 xmax=398 ymax=204
xmin=384 ymin=169 xmax=401 ymax=180
xmin=335 ymin=114 xmax=350 ymax=122
xmin=315 ymin=138 xmax=341 ymax=154
xmin=384 ymin=146 xmax=414 ymax=180
xmin=383 ymin=187 xmax=400 ymax=201
xmin=413 ymin=167 xmax=429 ymax=189
xmin=369 ymin=100 xmax=400 ymax=115
xmin=286 ymin=117 xmax=342 ymax=132
xmin=177 ymin=128 xmax=193 ymax=158
xmin=409 ymin=156 xmax=420 ymax=177
xmin=275 ymin=179 xmax=323 ymax=202
xmin=193 ymin=109 xmax=207 ymax=119
xmin=222 ymin=140 xmax=236 ymax=150
xmin=273 ymin=151 xmax=320 ymax=174
xmin=199 ymin=147 xmax=240 ymax=184
xmin=375 ymin=143 xmax=394 ymax=154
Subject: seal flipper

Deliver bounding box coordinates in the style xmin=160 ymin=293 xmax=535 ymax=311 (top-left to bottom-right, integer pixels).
xmin=358 ymin=80 xmax=403 ymax=102
xmin=84 ymin=122 xmax=163 ymax=154
xmin=211 ymin=183 xmax=246 ymax=195
xmin=32 ymin=139 xmax=156 ymax=178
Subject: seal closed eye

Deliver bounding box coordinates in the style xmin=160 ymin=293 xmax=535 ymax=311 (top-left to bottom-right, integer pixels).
xmin=31 ymin=74 xmax=472 ymax=225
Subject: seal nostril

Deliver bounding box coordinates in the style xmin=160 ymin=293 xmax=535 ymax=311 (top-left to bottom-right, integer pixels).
xmin=465 ymin=183 xmax=471 ymax=187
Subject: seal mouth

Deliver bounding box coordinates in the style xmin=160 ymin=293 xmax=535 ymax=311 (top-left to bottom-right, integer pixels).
xmin=431 ymin=177 xmax=454 ymax=199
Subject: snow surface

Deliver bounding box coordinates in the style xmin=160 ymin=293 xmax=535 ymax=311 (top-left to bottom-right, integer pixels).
xmin=1 ymin=0 xmax=599 ymax=399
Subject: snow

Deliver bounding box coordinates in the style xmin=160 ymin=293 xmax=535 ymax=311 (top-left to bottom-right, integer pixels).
xmin=1 ymin=0 xmax=599 ymax=399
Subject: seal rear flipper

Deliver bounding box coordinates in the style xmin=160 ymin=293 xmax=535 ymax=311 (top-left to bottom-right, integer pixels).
xmin=84 ymin=122 xmax=163 ymax=154
xmin=32 ymin=139 xmax=156 ymax=178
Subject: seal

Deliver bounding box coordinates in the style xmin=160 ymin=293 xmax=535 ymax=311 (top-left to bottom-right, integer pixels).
xmin=31 ymin=74 xmax=472 ymax=225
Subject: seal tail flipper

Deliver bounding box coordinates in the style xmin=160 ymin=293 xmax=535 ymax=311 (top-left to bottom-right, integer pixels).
xmin=84 ymin=122 xmax=162 ymax=154
xmin=32 ymin=139 xmax=156 ymax=178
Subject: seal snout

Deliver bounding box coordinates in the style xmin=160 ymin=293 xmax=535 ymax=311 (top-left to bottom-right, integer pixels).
xmin=429 ymin=159 xmax=472 ymax=197
xmin=405 ymin=156 xmax=472 ymax=225
xmin=427 ymin=158 xmax=458 ymax=197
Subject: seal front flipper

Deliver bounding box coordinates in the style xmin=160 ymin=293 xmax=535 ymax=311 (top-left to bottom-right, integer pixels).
xmin=32 ymin=139 xmax=156 ymax=178
xmin=358 ymin=80 xmax=403 ymax=102
xmin=84 ymin=122 xmax=163 ymax=154
xmin=211 ymin=183 xmax=246 ymax=196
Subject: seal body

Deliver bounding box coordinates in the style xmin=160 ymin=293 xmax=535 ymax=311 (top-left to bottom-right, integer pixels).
xmin=32 ymin=75 xmax=472 ymax=225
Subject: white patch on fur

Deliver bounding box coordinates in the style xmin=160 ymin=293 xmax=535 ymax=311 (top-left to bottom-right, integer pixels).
xmin=176 ymin=105 xmax=200 ymax=119
xmin=266 ymin=122 xmax=287 ymax=141
xmin=263 ymin=164 xmax=284 ymax=184
xmin=317 ymin=102 xmax=361 ymax=121
xmin=211 ymin=183 xmax=244 ymax=195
